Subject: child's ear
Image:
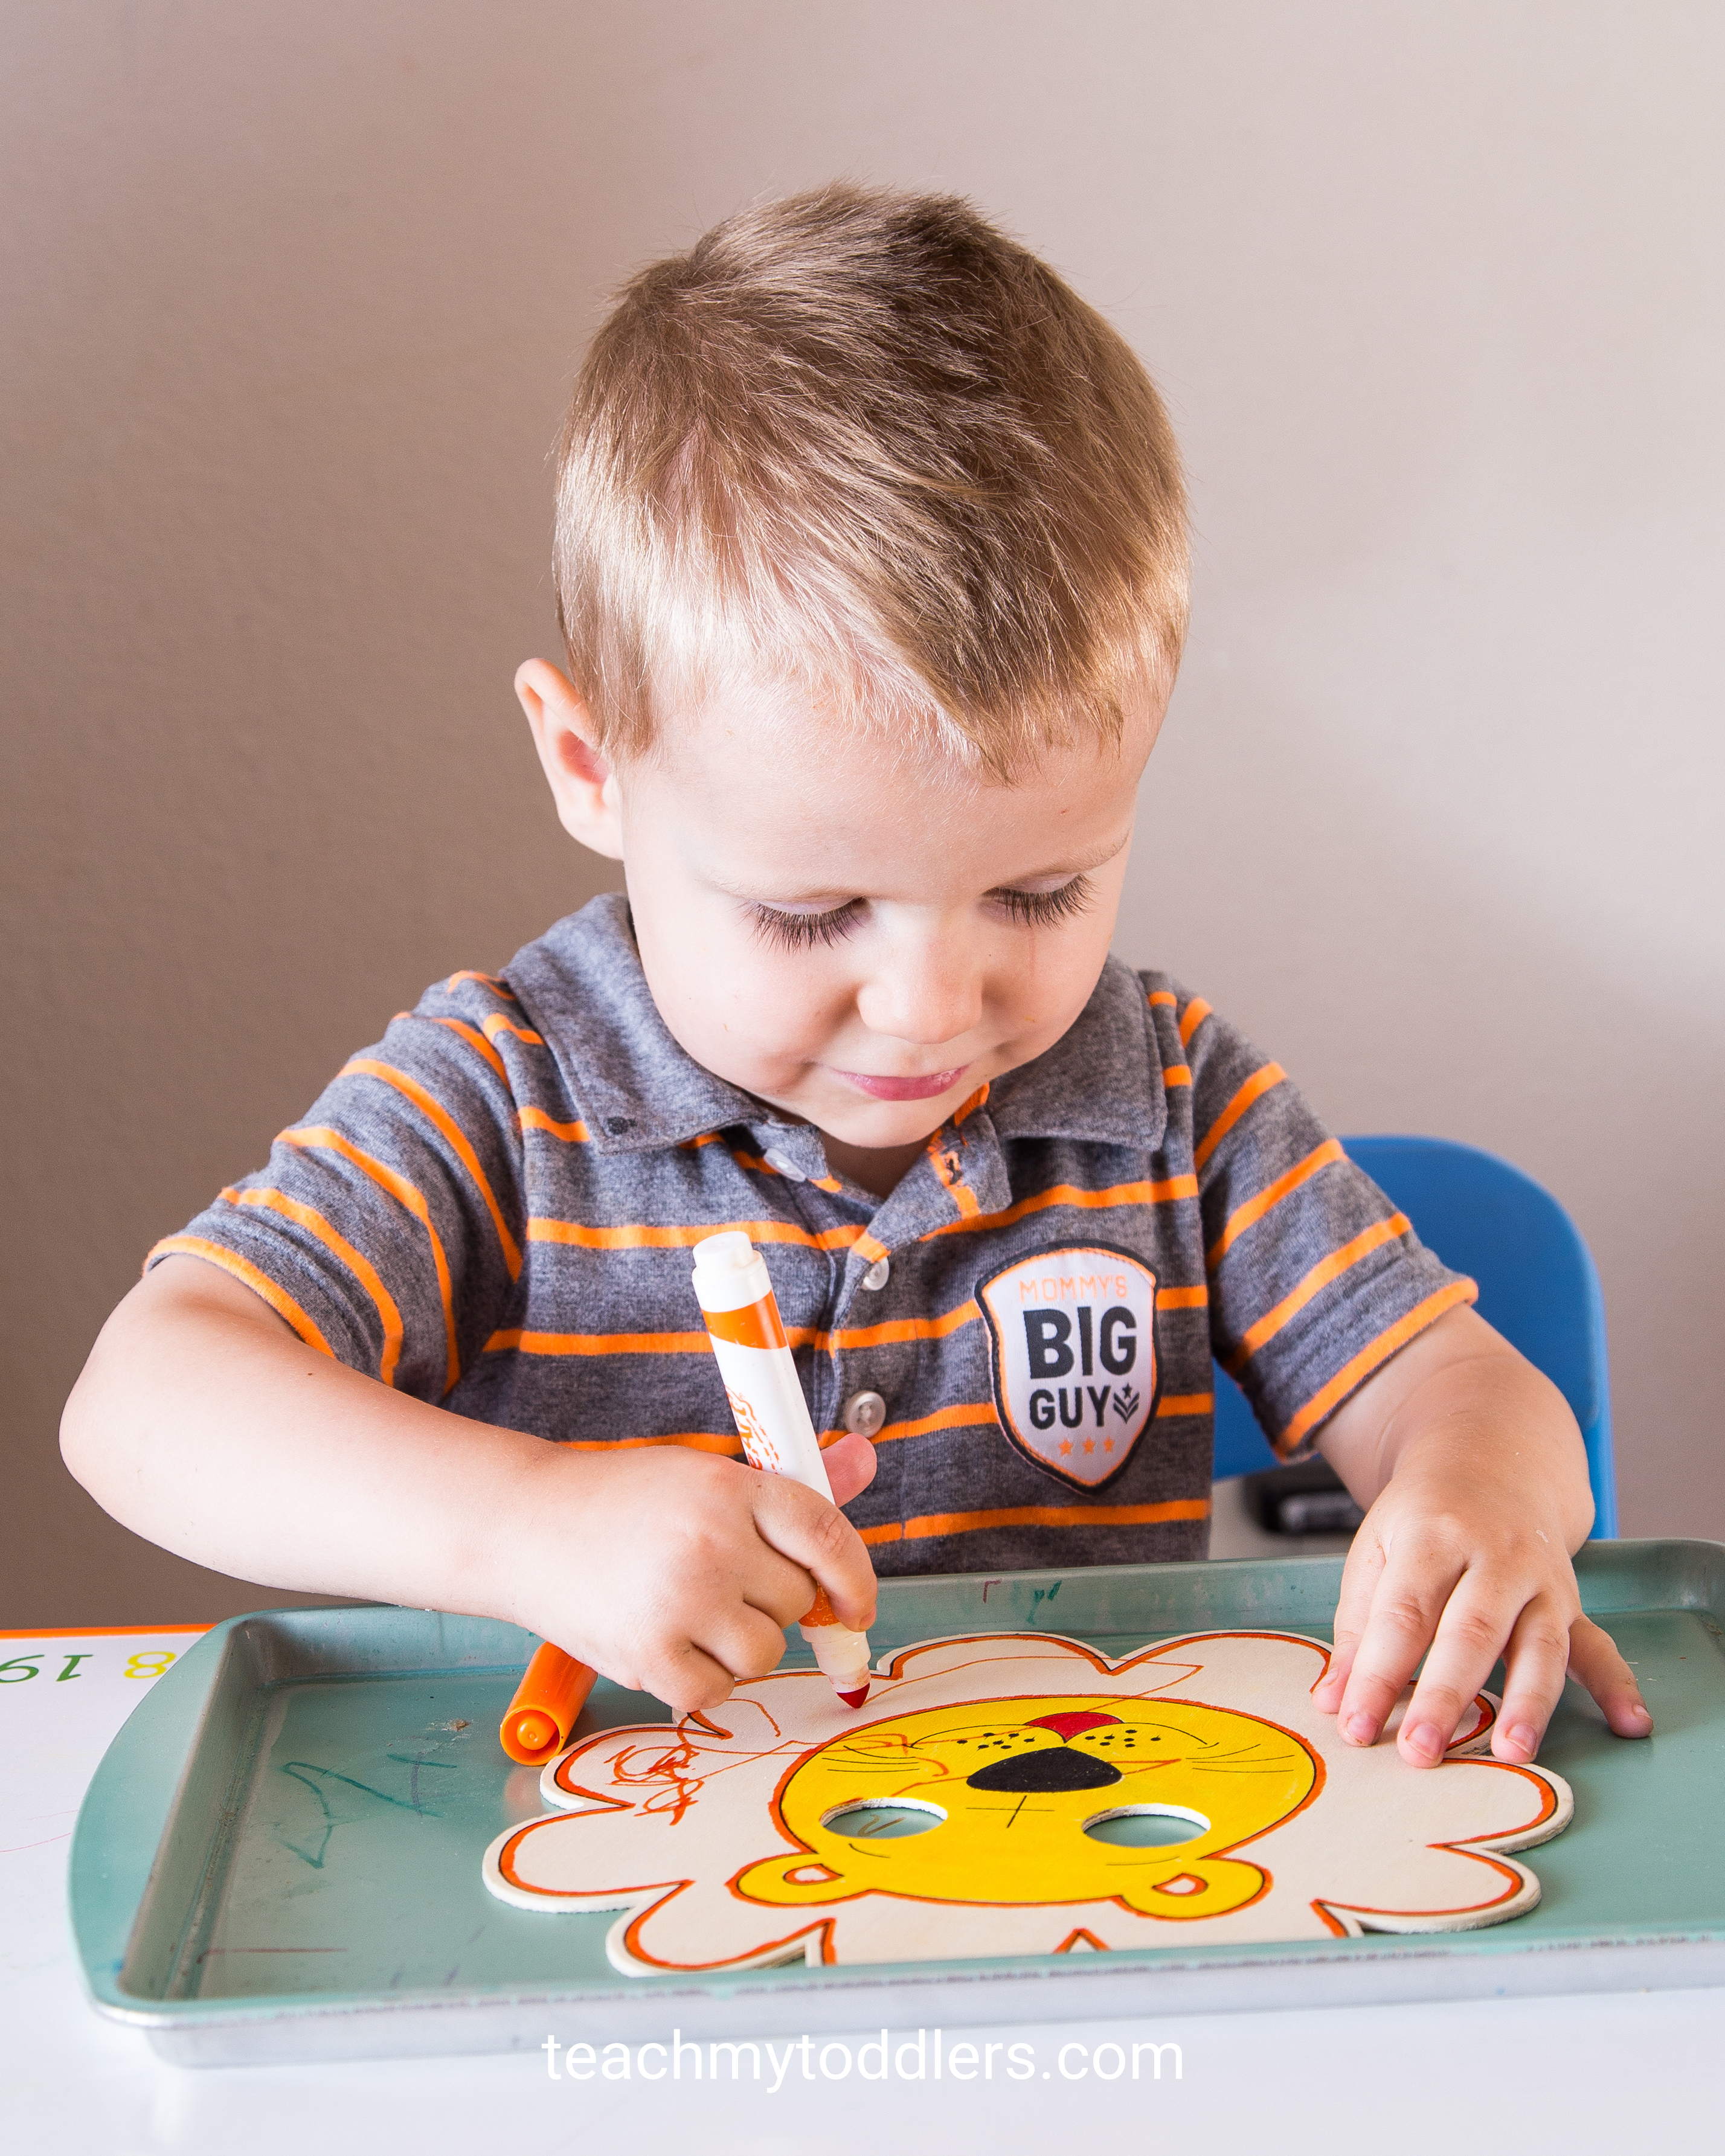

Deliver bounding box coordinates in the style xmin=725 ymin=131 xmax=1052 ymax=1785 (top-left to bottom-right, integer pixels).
xmin=515 ymin=659 xmax=625 ymax=861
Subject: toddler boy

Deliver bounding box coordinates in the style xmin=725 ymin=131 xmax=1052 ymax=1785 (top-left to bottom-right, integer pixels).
xmin=63 ymin=186 xmax=1649 ymax=1768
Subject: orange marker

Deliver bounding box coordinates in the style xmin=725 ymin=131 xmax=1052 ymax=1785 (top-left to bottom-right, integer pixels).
xmin=692 ymin=1230 xmax=874 ymax=1708
xmin=499 ymin=1640 xmax=597 ymax=1765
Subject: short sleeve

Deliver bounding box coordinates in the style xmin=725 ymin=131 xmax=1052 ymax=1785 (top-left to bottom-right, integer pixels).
xmin=1172 ymin=989 xmax=1477 ymax=1458
xmin=148 ymin=975 xmax=532 ymax=1402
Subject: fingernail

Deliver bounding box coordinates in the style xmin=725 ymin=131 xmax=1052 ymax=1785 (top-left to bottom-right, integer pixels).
xmin=1505 ymin=1722 xmax=1539 ymax=1758
xmin=1626 ymin=1704 xmax=1653 ymax=1733
xmin=1402 ymin=1721 xmax=1444 ymax=1762
xmin=1341 ymin=1712 xmax=1377 ymax=1745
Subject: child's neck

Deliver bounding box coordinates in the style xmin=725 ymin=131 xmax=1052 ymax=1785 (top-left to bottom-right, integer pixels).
xmin=819 ymin=1132 xmax=930 ymax=1201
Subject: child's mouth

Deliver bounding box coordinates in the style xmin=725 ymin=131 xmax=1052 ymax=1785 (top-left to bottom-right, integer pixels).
xmin=832 ymin=1065 xmax=969 ymax=1102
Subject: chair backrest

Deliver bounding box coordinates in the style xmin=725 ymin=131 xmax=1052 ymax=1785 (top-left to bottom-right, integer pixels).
xmin=1209 ymin=1133 xmax=1617 ymax=1537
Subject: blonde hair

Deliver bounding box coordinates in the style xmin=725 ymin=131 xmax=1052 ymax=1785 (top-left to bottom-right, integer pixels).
xmin=553 ymin=184 xmax=1188 ymax=779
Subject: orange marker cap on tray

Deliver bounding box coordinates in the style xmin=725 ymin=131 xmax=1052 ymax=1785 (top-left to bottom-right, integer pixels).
xmin=499 ymin=1641 xmax=596 ymax=1765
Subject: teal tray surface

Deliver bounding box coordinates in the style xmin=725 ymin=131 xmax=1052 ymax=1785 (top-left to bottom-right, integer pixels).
xmin=71 ymin=1544 xmax=1725 ymax=2063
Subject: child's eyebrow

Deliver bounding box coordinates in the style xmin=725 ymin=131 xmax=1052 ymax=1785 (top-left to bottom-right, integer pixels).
xmin=994 ymin=832 xmax=1132 ymax=885
xmin=703 ymin=873 xmax=860 ymax=908
xmin=704 ymin=832 xmax=1132 ymax=910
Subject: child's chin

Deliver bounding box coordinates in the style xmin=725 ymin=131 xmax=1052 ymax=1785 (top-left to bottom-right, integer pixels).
xmin=814 ymin=1098 xmax=952 ymax=1148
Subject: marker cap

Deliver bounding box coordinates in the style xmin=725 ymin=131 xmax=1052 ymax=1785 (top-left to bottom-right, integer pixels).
xmin=692 ymin=1230 xmax=773 ymax=1313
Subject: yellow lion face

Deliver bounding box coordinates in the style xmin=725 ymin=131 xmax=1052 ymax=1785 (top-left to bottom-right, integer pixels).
xmin=734 ymin=1692 xmax=1319 ymax=1922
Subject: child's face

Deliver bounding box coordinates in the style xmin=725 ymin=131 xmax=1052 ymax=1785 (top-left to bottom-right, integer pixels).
xmin=520 ymin=664 xmax=1160 ymax=1165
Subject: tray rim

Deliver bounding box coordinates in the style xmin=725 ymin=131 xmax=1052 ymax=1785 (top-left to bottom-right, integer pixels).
xmin=69 ymin=1538 xmax=1725 ymax=2047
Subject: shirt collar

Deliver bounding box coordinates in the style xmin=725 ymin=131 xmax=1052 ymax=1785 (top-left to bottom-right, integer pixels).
xmin=506 ymin=895 xmax=774 ymax=1152
xmin=506 ymin=895 xmax=1168 ymax=1158
xmin=983 ymin=954 xmax=1168 ymax=1153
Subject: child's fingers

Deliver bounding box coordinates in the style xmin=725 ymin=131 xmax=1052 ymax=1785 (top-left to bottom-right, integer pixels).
xmin=1441 ymin=1590 xmax=1572 ymax=1765
xmin=693 ymin=1600 xmax=800 ymax=1689
xmin=736 ymin=1541 xmax=850 ymax=1631
xmin=1330 ymin=1536 xmax=1468 ymax=1751
xmin=821 ymin=1431 xmax=879 ymax=1507
xmin=1565 ymin=1614 xmax=1653 ymax=1739
xmin=1393 ymin=1571 xmax=1566 ymax=1766
xmin=1310 ymin=1530 xmax=1386 ymax=1710
xmin=643 ymin=1638 xmax=743 ymax=1716
xmin=749 ymin=1472 xmax=878 ymax=1633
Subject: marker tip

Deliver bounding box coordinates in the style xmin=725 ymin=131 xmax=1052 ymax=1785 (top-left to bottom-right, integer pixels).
xmin=837 ymin=1686 xmax=870 ymax=1710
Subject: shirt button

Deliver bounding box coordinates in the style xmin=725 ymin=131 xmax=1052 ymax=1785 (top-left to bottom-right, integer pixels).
xmin=841 ymin=1390 xmax=887 ymax=1439
xmin=861 ymin=1256 xmax=891 ymax=1291
xmin=762 ymin=1147 xmax=805 ymax=1182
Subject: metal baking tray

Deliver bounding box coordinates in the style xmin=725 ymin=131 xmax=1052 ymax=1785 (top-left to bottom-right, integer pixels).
xmin=71 ymin=1542 xmax=1725 ymax=2065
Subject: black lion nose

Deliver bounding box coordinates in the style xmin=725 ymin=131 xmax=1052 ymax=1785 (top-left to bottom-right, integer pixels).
xmin=966 ymin=1747 xmax=1123 ymax=1793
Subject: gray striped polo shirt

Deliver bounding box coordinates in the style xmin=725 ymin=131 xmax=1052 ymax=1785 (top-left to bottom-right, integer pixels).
xmin=155 ymin=894 xmax=1473 ymax=1573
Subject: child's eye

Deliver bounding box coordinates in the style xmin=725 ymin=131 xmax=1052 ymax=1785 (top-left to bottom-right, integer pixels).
xmin=992 ymin=874 xmax=1095 ymax=929
xmin=750 ymin=901 xmax=864 ymax=952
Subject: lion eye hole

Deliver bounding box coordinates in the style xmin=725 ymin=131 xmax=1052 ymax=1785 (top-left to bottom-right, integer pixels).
xmin=1083 ymin=1806 xmax=1210 ymax=1847
xmin=822 ymin=1802 xmax=946 ymax=1840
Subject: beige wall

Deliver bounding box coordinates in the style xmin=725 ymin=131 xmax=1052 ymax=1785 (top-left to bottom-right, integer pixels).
xmin=4 ymin=3 xmax=1720 ymax=1623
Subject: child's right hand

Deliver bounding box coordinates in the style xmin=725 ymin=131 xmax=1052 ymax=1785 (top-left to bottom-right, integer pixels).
xmin=62 ymin=1257 xmax=879 ymax=1721
xmin=504 ymin=1433 xmax=880 ymax=1715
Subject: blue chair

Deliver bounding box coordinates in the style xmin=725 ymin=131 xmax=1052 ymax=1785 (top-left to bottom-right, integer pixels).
xmin=1210 ymin=1134 xmax=1617 ymax=1537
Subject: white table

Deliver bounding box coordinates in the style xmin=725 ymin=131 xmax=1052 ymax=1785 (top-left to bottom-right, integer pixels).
xmin=4 ymin=1622 xmax=1719 ymax=2154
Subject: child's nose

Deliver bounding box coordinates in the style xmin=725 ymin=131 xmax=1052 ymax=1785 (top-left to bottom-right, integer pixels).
xmin=855 ymin=934 xmax=984 ymax=1047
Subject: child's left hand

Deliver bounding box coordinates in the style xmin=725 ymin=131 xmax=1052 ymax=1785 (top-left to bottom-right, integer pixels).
xmin=1309 ymin=1306 xmax=1653 ymax=1767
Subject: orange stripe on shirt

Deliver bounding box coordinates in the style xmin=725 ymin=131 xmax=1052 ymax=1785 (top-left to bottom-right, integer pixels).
xmin=482 ymin=1013 xmax=545 ymax=1047
xmin=818 ymin=1299 xmax=980 ymax=1353
xmin=566 ymin=1425 xmax=870 ymax=1459
xmin=1163 ymin=1064 xmax=1192 ymax=1088
xmin=728 ymin=1148 xmax=843 ymax=1193
xmin=280 ymin=1126 xmax=461 ymax=1393
xmin=423 ymin=1016 xmax=506 ymax=1079
xmin=486 ymin=1327 xmax=713 ymax=1356
xmin=1225 ymin=1214 xmax=1412 ymax=1374
xmin=519 ymin=1108 xmax=592 ymax=1143
xmin=557 ymin=1430 xmax=747 ymax=1457
xmin=826 ymin=1400 xmax=1001 ymax=1448
xmin=1278 ymin=1280 xmax=1478 ymax=1454
xmin=859 ymin=1497 xmax=1210 ymax=1547
xmin=341 ymin=1057 xmax=522 ymax=1280
xmin=1155 ymin=1392 xmax=1214 ymax=1417
xmin=1146 ymin=989 xmax=1177 ymax=1007
xmin=527 ymin=1216 xmax=866 ymax=1253
xmin=1194 ymin=1062 xmax=1287 ymax=1173
xmin=927 ymin=1126 xmax=982 ymax=1219
xmin=218 ymin=1186 xmax=405 ymax=1387
xmin=1157 ymin=1283 xmax=1210 ymax=1311
xmin=952 ymin=1082 xmax=991 ymax=1127
xmin=446 ymin=970 xmax=516 ymax=998
xmin=1178 ymin=997 xmax=1213 ymax=1048
xmin=487 ymin=1317 xmax=918 ymax=1358
xmin=922 ymin=1176 xmax=1197 ymax=1241
xmin=146 ymin=1234 xmax=336 ymax=1359
xmin=1207 ymin=1138 xmax=1346 ymax=1269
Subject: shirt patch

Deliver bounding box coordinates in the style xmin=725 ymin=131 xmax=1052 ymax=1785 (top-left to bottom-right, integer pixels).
xmin=977 ymin=1244 xmax=1161 ymax=1492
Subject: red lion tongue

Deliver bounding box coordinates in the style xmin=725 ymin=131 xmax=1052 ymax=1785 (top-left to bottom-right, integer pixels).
xmin=1026 ymin=1711 xmax=1122 ymax=1742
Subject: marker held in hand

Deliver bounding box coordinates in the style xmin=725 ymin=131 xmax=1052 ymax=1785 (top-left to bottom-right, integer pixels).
xmin=692 ymin=1230 xmax=875 ymax=1707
